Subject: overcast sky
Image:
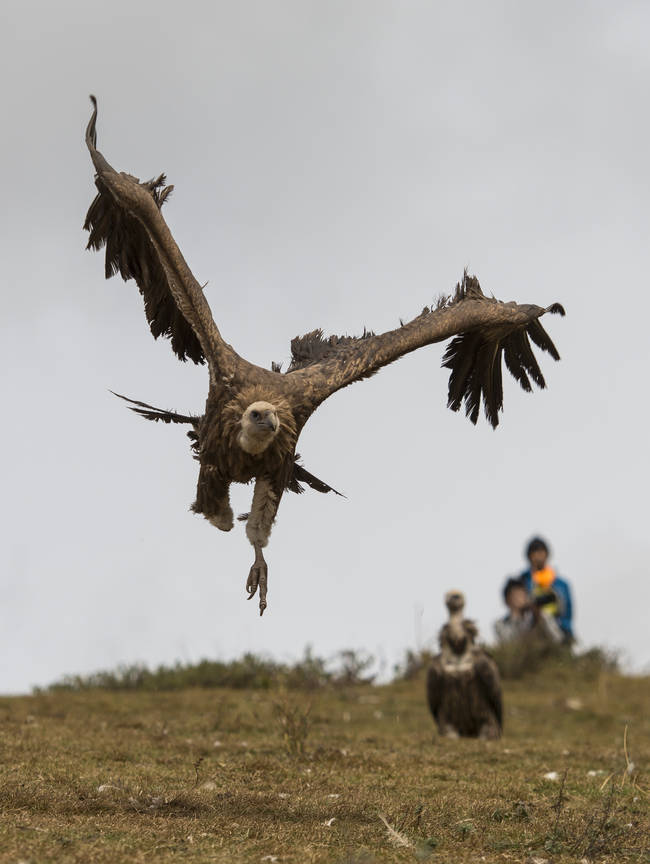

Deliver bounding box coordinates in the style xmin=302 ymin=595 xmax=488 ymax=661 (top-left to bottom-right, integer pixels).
xmin=2 ymin=1 xmax=649 ymax=693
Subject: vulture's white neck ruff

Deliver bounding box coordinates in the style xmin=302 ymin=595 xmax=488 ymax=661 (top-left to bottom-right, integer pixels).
xmin=238 ymin=431 xmax=274 ymax=455
xmin=440 ymin=651 xmax=474 ymax=674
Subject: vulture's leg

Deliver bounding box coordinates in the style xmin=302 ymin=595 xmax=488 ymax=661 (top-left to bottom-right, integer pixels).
xmin=245 ymin=478 xmax=280 ymax=616
xmin=478 ymin=720 xmax=500 ymax=741
xmin=441 ymin=725 xmax=460 ymax=739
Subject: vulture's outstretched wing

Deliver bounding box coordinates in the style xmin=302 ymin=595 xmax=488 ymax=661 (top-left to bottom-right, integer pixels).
xmin=84 ymin=97 xmax=237 ymax=378
xmin=286 ymin=273 xmax=565 ymax=428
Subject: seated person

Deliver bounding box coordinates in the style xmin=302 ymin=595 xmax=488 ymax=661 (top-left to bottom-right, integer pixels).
xmin=494 ymin=576 xmax=564 ymax=645
xmin=495 ymin=577 xmax=534 ymax=642
xmin=518 ymin=536 xmax=574 ymax=644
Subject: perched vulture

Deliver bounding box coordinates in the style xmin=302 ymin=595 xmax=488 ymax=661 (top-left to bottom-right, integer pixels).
xmin=83 ymin=97 xmax=565 ymax=615
xmin=427 ymin=591 xmax=503 ymax=739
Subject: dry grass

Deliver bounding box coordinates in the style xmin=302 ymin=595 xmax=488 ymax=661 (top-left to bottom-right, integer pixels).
xmin=0 ymin=663 xmax=648 ymax=863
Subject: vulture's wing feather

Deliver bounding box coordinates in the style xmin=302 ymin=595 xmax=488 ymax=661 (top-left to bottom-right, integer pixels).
xmin=84 ymin=97 xmax=236 ymax=378
xmin=287 ymin=273 xmax=564 ymax=428
xmin=474 ymin=652 xmax=503 ymax=729
xmin=426 ymin=658 xmax=445 ymax=722
xmin=110 ymin=391 xmax=199 ymax=425
xmin=291 ymin=461 xmax=344 ymax=496
xmin=287 ymin=328 xmax=375 ymax=372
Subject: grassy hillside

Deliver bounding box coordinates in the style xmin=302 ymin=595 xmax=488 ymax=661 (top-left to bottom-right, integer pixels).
xmin=0 ymin=659 xmax=648 ymax=863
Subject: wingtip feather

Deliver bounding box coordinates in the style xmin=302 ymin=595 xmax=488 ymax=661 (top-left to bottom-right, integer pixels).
xmin=86 ymin=94 xmax=100 ymax=156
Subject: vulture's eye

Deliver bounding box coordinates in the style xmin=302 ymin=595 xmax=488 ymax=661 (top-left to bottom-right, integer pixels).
xmin=251 ymin=410 xmax=260 ymax=420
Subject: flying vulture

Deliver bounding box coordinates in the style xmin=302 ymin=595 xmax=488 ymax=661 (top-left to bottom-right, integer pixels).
xmin=426 ymin=591 xmax=503 ymax=739
xmin=83 ymin=97 xmax=565 ymax=615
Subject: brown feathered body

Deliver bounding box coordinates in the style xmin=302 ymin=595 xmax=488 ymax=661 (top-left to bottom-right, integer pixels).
xmin=426 ymin=592 xmax=502 ymax=740
xmin=83 ymin=97 xmax=565 ymax=614
xmin=195 ymin=388 xmax=297 ymax=505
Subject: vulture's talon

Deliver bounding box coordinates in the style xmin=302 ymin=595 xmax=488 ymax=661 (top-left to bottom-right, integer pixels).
xmin=246 ymin=572 xmax=258 ymax=598
xmin=246 ymin=558 xmax=268 ymax=614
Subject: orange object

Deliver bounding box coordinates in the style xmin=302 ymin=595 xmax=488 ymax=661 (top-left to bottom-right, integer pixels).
xmin=532 ymin=567 xmax=556 ymax=590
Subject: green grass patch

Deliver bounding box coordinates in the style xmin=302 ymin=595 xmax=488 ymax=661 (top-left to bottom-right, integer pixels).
xmin=43 ymin=647 xmax=376 ymax=693
xmin=1 ymin=657 xmax=648 ymax=862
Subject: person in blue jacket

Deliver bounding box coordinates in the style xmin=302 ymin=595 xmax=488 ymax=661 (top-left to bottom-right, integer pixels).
xmin=518 ymin=536 xmax=574 ymax=643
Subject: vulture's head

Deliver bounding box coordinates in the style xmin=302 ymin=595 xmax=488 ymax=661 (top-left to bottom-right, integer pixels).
xmin=238 ymin=401 xmax=280 ymax=454
xmin=441 ymin=590 xmax=474 ymax=661
xmin=445 ymin=590 xmax=465 ymax=615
